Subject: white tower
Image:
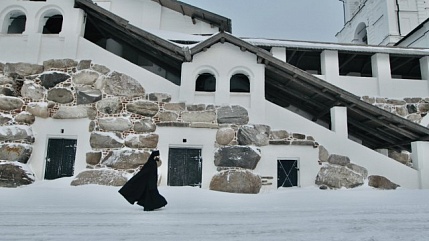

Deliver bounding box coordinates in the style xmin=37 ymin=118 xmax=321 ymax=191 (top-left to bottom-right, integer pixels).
xmin=336 ymin=0 xmax=429 ymax=46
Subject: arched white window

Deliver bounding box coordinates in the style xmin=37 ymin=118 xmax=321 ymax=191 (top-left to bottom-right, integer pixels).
xmin=3 ymin=10 xmax=26 ymax=34
xmin=39 ymin=9 xmax=63 ymax=34
xmin=230 ymin=73 xmax=250 ymax=93
xmin=195 ymin=73 xmax=216 ymax=92
xmin=353 ymin=22 xmax=367 ymax=44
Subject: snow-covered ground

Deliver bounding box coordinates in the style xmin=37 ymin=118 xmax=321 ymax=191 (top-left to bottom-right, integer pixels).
xmin=1 ymin=178 xmax=429 ymax=241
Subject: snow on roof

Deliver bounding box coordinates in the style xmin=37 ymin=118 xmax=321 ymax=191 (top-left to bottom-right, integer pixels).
xmin=243 ymin=37 xmax=429 ymax=55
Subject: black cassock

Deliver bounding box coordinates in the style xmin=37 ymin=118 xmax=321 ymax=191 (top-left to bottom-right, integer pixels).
xmin=118 ymin=150 xmax=167 ymax=211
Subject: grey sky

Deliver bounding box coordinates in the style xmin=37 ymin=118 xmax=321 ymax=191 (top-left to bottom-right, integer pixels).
xmin=180 ymin=0 xmax=345 ymax=42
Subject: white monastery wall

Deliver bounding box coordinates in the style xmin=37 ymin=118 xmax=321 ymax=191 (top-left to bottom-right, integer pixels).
xmin=93 ymin=0 xmax=218 ymax=35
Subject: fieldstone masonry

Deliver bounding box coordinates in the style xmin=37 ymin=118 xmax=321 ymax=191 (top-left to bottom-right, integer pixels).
xmin=0 ymin=59 xmax=407 ymax=192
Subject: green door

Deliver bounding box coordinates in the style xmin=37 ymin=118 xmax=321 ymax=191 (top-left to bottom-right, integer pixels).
xmin=168 ymin=148 xmax=202 ymax=187
xmin=44 ymin=138 xmax=77 ymax=180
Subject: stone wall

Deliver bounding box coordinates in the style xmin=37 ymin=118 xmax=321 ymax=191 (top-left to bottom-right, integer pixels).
xmin=0 ymin=59 xmax=350 ymax=192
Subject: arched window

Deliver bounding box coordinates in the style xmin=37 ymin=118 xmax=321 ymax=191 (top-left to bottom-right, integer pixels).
xmin=230 ymin=73 xmax=250 ymax=93
xmin=43 ymin=14 xmax=63 ymax=34
xmin=4 ymin=11 xmax=26 ymax=34
xmin=195 ymin=73 xmax=216 ymax=92
xmin=353 ymin=22 xmax=368 ymax=45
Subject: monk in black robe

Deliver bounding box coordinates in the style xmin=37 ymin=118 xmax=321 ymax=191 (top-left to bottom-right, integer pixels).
xmin=118 ymin=150 xmax=167 ymax=211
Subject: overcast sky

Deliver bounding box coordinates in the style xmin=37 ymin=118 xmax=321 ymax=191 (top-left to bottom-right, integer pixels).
xmin=180 ymin=0 xmax=345 ymax=42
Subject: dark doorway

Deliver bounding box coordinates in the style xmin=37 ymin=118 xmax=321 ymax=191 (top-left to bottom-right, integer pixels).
xmin=44 ymin=138 xmax=77 ymax=180
xmin=168 ymin=148 xmax=202 ymax=187
xmin=277 ymin=159 xmax=298 ymax=188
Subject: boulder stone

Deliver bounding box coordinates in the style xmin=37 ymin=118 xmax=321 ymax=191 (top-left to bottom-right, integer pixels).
xmin=216 ymin=127 xmax=235 ymax=145
xmin=77 ymin=60 xmax=91 ymax=70
xmin=315 ymin=164 xmax=364 ymax=189
xmin=52 ymin=106 xmax=93 ymax=119
xmin=101 ymin=149 xmax=149 ymax=169
xmin=72 ymin=69 xmax=100 ymax=85
xmin=164 ymin=102 xmax=186 ymax=111
xmin=133 ymin=119 xmax=156 ymax=132
xmin=0 ymin=96 xmax=24 ymax=110
xmin=214 ymin=146 xmax=261 ymax=170
xmin=270 ymin=130 xmax=289 ymax=140
xmin=237 ymin=124 xmax=270 ymax=146
xmin=91 ymin=64 xmax=110 ymax=74
xmin=39 ymin=71 xmax=71 ymax=89
xmin=319 ymin=146 xmax=330 ymax=162
xmin=98 ymin=117 xmax=132 ymax=132
xmin=86 ymin=151 xmax=102 ymax=165
xmin=388 ymin=150 xmax=411 ymax=165
xmin=0 ymin=113 xmax=12 ymax=125
xmin=181 ymin=110 xmax=216 ymax=123
xmin=21 ymin=81 xmax=44 ymax=100
xmin=148 ymin=93 xmax=171 ymax=102
xmin=47 ymin=88 xmax=74 ymax=104
xmin=126 ymin=100 xmax=159 ymax=117
xmin=124 ymin=133 xmax=159 ymax=149
xmin=187 ymin=104 xmax=205 ymax=111
xmin=0 ymin=163 xmax=35 ymax=187
xmin=327 ymin=154 xmax=351 ymax=166
xmin=0 ymin=143 xmax=32 ymax=163
xmin=90 ymin=132 xmax=124 ymax=149
xmin=0 ymin=75 xmax=14 ymax=85
xmin=217 ymin=105 xmax=249 ymax=125
xmin=70 ymin=169 xmax=127 ymax=186
xmin=0 ymin=125 xmax=33 ymax=142
xmin=14 ymin=112 xmax=35 ymax=125
xmin=96 ymin=97 xmax=122 ymax=114
xmin=26 ymin=102 xmax=49 ymax=118
xmin=209 ymin=169 xmax=262 ymax=194
xmin=103 ymin=71 xmax=145 ymax=97
xmin=43 ymin=59 xmax=77 ymax=70
xmin=346 ymin=163 xmax=368 ymax=179
xmin=76 ymin=87 xmax=102 ymax=105
xmin=158 ymin=111 xmax=178 ymax=122
xmin=4 ymin=62 xmax=44 ymax=77
xmin=368 ymin=175 xmax=400 ymax=190
xmin=0 ymin=86 xmax=15 ymax=96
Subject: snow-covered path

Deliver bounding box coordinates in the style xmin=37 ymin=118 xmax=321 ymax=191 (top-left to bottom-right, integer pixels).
xmin=1 ymin=178 xmax=429 ymax=241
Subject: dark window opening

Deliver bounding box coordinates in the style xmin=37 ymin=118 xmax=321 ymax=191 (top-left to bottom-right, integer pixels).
xmin=286 ymin=49 xmax=322 ymax=75
xmin=230 ymin=73 xmax=250 ymax=92
xmin=389 ymin=55 xmax=422 ymax=80
xmin=83 ymin=17 xmax=181 ymax=85
xmin=43 ymin=14 xmax=63 ymax=34
xmin=338 ymin=52 xmax=373 ymax=77
xmin=7 ymin=15 xmax=26 ymax=34
xmin=196 ymin=73 xmax=216 ymax=92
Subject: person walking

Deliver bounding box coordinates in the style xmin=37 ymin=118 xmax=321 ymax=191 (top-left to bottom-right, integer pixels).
xmin=118 ymin=150 xmax=167 ymax=211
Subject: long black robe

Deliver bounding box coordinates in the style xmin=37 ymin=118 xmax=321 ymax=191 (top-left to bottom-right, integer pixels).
xmin=118 ymin=151 xmax=167 ymax=211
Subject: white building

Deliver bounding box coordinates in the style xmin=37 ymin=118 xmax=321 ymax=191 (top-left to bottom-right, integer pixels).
xmin=1 ymin=0 xmax=429 ymax=191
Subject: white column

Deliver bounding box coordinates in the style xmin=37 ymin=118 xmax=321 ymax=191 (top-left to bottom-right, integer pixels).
xmin=371 ymin=53 xmax=391 ymax=96
xmin=321 ymin=50 xmax=339 ymax=85
xmin=419 ymin=56 xmax=429 ymax=81
xmin=330 ymin=106 xmax=348 ymax=138
xmin=411 ymin=141 xmax=429 ymax=189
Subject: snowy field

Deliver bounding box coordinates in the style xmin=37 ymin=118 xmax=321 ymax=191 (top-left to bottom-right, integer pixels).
xmin=1 ymin=178 xmax=429 ymax=241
